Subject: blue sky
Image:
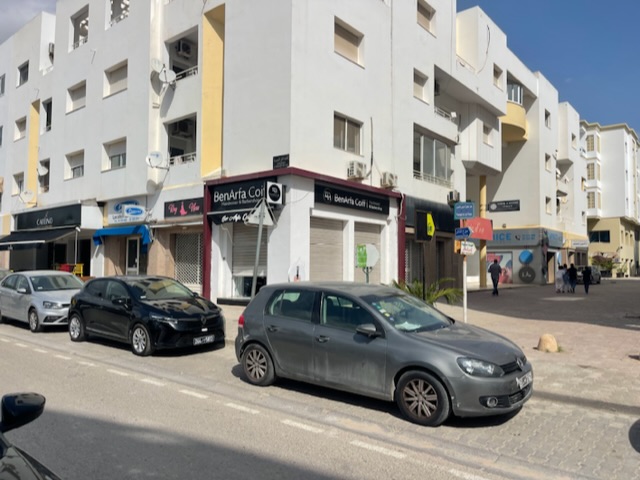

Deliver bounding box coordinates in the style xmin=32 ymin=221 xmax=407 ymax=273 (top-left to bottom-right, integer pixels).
xmin=3 ymin=0 xmax=638 ymax=135
xmin=457 ymin=0 xmax=640 ymax=135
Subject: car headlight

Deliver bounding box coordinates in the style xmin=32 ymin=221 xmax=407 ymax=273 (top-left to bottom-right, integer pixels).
xmin=149 ymin=313 xmax=178 ymax=327
xmin=42 ymin=301 xmax=64 ymax=309
xmin=457 ymin=357 xmax=504 ymax=377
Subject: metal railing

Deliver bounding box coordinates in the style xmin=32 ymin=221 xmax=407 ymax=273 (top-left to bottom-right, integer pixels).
xmin=175 ymin=66 xmax=198 ymax=81
xmin=413 ymin=170 xmax=453 ymax=188
xmin=72 ymin=36 xmax=88 ymax=50
xmin=109 ymin=10 xmax=129 ymax=27
xmin=169 ymin=152 xmax=197 ymax=166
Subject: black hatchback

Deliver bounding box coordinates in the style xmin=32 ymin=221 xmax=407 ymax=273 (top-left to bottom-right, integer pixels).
xmin=68 ymin=276 xmax=225 ymax=356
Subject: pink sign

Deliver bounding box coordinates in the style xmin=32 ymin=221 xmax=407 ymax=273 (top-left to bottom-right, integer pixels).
xmin=466 ymin=217 xmax=493 ymax=241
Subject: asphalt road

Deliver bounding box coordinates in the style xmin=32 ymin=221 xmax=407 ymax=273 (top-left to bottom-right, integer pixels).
xmin=1 ymin=279 xmax=639 ymax=479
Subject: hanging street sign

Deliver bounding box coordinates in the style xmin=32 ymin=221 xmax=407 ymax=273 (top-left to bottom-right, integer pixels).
xmin=455 ymin=226 xmax=471 ymax=239
xmin=460 ymin=241 xmax=477 ymax=255
xmin=453 ymin=202 xmax=475 ymax=220
xmin=356 ymin=244 xmax=379 ymax=268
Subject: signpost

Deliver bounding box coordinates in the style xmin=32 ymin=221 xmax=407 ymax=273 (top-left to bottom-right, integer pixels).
xmin=453 ymin=202 xmax=476 ymax=324
xmin=455 ymin=227 xmax=471 ymax=239
xmin=355 ymin=244 xmax=379 ymax=283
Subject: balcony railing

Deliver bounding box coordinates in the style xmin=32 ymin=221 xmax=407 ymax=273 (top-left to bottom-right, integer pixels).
xmin=72 ymin=36 xmax=88 ymax=50
xmin=413 ymin=170 xmax=453 ymax=188
xmin=175 ymin=66 xmax=198 ymax=81
xmin=434 ymin=106 xmax=457 ymax=124
xmin=110 ymin=10 xmax=129 ymax=27
xmin=169 ymin=152 xmax=197 ymax=166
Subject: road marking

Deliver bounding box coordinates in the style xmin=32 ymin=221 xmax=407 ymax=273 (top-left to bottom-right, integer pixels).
xmin=179 ymin=389 xmax=208 ymax=399
xmin=448 ymin=469 xmax=491 ymax=480
xmin=281 ymin=419 xmax=324 ymax=433
xmin=54 ymin=354 xmax=72 ymax=360
xmin=0 ymin=338 xmax=9 ymax=343
xmin=350 ymin=440 xmax=406 ymax=459
xmin=140 ymin=378 xmax=165 ymax=387
xmin=225 ymin=402 xmax=259 ymax=414
xmin=107 ymin=369 xmax=130 ymax=377
xmin=34 ymin=348 xmax=48 ymax=353
xmin=78 ymin=361 xmax=96 ymax=367
xmin=15 ymin=343 xmax=28 ymax=348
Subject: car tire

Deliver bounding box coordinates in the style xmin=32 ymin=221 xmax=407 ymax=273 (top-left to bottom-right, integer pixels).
xmin=69 ymin=314 xmax=86 ymax=342
xmin=131 ymin=324 xmax=154 ymax=356
xmin=28 ymin=309 xmax=42 ymax=333
xmin=395 ymin=371 xmax=450 ymax=427
xmin=242 ymin=344 xmax=275 ymax=386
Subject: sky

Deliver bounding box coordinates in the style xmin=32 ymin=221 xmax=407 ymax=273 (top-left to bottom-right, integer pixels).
xmin=2 ymin=0 xmax=639 ymax=135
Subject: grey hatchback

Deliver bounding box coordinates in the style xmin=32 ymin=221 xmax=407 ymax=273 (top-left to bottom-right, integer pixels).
xmin=235 ymin=282 xmax=533 ymax=426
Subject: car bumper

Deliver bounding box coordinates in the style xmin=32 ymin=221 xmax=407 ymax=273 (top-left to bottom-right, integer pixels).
xmin=40 ymin=308 xmax=70 ymax=325
xmin=448 ymin=364 xmax=534 ymax=417
xmin=152 ymin=322 xmax=226 ymax=350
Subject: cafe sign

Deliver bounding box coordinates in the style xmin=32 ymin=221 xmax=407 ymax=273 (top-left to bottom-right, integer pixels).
xmin=314 ymin=184 xmax=389 ymax=215
xmin=209 ymin=178 xmax=276 ymax=224
xmin=16 ymin=204 xmax=81 ymax=230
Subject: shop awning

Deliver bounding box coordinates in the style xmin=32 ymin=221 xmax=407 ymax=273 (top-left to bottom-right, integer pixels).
xmin=0 ymin=228 xmax=77 ymax=250
xmin=92 ymin=225 xmax=152 ymax=246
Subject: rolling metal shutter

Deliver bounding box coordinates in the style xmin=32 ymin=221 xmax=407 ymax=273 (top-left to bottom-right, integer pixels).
xmin=232 ymin=223 xmax=267 ymax=277
xmin=354 ymin=222 xmax=381 ymax=284
xmin=310 ymin=217 xmax=343 ymax=281
xmin=175 ymin=233 xmax=203 ymax=294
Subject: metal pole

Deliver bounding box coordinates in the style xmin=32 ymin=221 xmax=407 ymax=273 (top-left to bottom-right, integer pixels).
xmin=74 ymin=228 xmax=79 ymax=264
xmin=251 ymin=199 xmax=265 ymax=298
xmin=463 ymin=253 xmax=468 ymax=323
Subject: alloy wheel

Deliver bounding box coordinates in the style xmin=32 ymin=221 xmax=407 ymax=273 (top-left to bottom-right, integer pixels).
xmin=401 ymin=378 xmax=438 ymax=419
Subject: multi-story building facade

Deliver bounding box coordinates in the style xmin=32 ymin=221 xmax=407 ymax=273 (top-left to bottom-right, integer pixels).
xmin=0 ymin=0 xmax=600 ymax=301
xmin=581 ymin=121 xmax=640 ymax=277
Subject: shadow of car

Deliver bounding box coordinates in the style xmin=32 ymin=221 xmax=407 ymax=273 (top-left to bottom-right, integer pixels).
xmin=68 ymin=275 xmax=225 ymax=356
xmin=0 ymin=271 xmax=84 ymax=332
xmin=0 ymin=392 xmax=62 ymax=479
xmin=235 ymin=282 xmax=533 ymax=427
xmin=576 ymin=265 xmax=602 ymax=284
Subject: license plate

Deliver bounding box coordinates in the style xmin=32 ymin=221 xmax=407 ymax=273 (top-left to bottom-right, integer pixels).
xmin=516 ymin=371 xmax=533 ymax=390
xmin=193 ymin=335 xmax=215 ymax=346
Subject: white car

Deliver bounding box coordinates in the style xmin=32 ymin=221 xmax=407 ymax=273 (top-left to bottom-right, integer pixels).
xmin=576 ymin=265 xmax=602 ymax=284
xmin=0 ymin=270 xmax=84 ymax=332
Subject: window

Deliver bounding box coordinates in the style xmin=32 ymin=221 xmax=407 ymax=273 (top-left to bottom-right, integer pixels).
xmin=42 ymin=99 xmax=52 ymax=132
xmin=586 ymin=134 xmax=594 ymax=152
xmin=66 ymin=151 xmax=85 ymax=179
xmin=493 ymin=64 xmax=503 ymax=89
xmin=321 ymin=294 xmax=372 ymax=331
xmin=67 ymin=81 xmax=86 ymax=112
xmin=72 ymin=6 xmax=89 ymax=50
xmin=334 ymin=19 xmax=362 ymax=65
xmin=587 ymin=163 xmax=595 ymax=180
xmin=334 ymin=113 xmax=362 ymax=154
xmin=417 ymin=0 xmax=435 ymax=34
xmin=13 ymin=173 xmax=24 ymax=196
xmin=39 ymin=160 xmax=50 ymax=193
xmin=413 ymin=70 xmax=428 ymax=102
xmin=589 ymin=230 xmax=610 ymax=243
xmin=267 ymin=290 xmax=316 ymax=322
xmin=545 ymin=196 xmax=552 ymax=214
xmin=587 ymin=192 xmax=595 ymax=209
xmin=109 ymin=0 xmax=130 ymax=26
xmin=0 ymin=126 xmax=3 ymax=147
xmin=544 ymin=110 xmax=551 ymax=128
xmin=483 ymin=124 xmax=492 ymax=146
xmin=545 ymin=153 xmax=551 ymax=171
xmin=507 ymin=82 xmax=523 ymax=105
xmin=104 ymin=61 xmax=127 ymax=97
xmin=15 ymin=117 xmax=26 ymax=140
xmin=17 ymin=62 xmax=29 ymax=86
xmin=0 ymin=74 xmax=5 ymax=95
xmin=571 ymin=133 xmax=577 ymax=149
xmin=413 ymin=126 xmax=452 ymax=185
xmin=104 ymin=138 xmax=126 ymax=170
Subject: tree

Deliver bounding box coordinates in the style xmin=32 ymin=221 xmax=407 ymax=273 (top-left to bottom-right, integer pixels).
xmin=392 ymin=278 xmax=462 ymax=305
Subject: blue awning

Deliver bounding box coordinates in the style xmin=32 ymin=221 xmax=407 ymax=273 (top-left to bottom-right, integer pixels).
xmin=92 ymin=225 xmax=152 ymax=246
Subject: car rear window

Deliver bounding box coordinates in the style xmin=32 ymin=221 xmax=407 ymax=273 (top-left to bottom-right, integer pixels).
xmin=267 ymin=290 xmax=315 ymax=321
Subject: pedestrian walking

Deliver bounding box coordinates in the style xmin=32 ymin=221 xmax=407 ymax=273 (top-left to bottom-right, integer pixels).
xmin=489 ymin=259 xmax=501 ymax=296
xmin=583 ymin=266 xmax=592 ymax=294
xmin=562 ymin=263 xmax=570 ymax=293
xmin=567 ymin=263 xmax=578 ymax=293
xmin=555 ymin=265 xmax=565 ymax=293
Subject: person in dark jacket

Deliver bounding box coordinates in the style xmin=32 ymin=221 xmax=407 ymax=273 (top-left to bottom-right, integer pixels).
xmin=488 ymin=259 xmax=502 ymax=296
xmin=567 ymin=263 xmax=578 ymax=293
xmin=582 ymin=266 xmax=592 ymax=294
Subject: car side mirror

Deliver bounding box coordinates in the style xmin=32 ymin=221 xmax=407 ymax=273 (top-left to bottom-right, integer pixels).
xmin=356 ymin=323 xmax=381 ymax=338
xmin=17 ymin=287 xmax=30 ymax=294
xmin=0 ymin=393 xmax=46 ymax=434
xmin=112 ymin=296 xmax=131 ymax=308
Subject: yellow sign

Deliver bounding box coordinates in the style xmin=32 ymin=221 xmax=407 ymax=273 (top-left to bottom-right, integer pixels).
xmin=426 ymin=213 xmax=435 ymax=238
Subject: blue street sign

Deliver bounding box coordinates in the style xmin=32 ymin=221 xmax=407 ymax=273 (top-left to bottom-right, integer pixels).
xmin=455 ymin=227 xmax=471 ymax=239
xmin=454 ymin=202 xmax=475 ymax=220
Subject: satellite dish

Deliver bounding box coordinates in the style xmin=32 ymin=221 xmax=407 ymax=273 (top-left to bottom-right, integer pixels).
xmin=37 ymin=165 xmax=49 ymax=177
xmin=20 ymin=190 xmax=35 ymax=203
xmin=146 ymin=151 xmax=167 ymax=169
xmin=163 ymin=69 xmax=177 ymax=85
xmin=151 ymin=58 xmax=164 ymax=74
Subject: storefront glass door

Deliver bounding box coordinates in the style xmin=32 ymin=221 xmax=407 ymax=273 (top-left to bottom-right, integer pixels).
xmin=126 ymin=237 xmax=140 ymax=275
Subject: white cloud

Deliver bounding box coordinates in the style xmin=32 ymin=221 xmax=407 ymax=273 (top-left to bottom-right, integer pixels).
xmin=0 ymin=0 xmax=57 ymax=44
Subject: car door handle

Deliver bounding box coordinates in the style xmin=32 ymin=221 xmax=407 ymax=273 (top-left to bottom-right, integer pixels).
xmin=267 ymin=325 xmax=278 ymax=332
xmin=315 ymin=335 xmax=330 ymax=343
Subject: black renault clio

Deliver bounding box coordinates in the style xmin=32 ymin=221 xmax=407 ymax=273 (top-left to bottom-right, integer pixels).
xmin=68 ymin=276 xmax=225 ymax=356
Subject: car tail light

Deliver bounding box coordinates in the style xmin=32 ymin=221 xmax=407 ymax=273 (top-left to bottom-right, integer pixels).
xmin=238 ymin=313 xmax=245 ymax=327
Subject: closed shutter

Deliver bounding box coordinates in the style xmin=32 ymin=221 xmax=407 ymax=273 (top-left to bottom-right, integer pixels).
xmin=354 ymin=223 xmax=381 ymax=284
xmin=232 ymin=223 xmax=267 ymax=277
xmin=175 ymin=233 xmax=202 ymax=294
xmin=310 ymin=217 xmax=343 ymax=281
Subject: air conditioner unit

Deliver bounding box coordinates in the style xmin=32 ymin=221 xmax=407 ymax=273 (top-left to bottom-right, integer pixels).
xmin=171 ymin=120 xmax=192 ymax=137
xmin=176 ymin=40 xmax=191 ymax=59
xmin=347 ymin=160 xmax=367 ymax=180
xmin=447 ymin=190 xmax=460 ymax=205
xmin=380 ymin=171 xmax=398 ymax=189
xmin=48 ymin=42 xmax=55 ymax=57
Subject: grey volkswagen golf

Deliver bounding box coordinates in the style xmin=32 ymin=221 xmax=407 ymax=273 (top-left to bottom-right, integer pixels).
xmin=235 ymin=282 xmax=533 ymax=426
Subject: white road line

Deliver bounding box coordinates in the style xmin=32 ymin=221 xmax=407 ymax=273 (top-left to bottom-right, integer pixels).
xmin=107 ymin=369 xmax=130 ymax=377
xmin=447 ymin=469 xmax=491 ymax=480
xmin=54 ymin=354 xmax=72 ymax=360
xmin=0 ymin=338 xmax=9 ymax=343
xmin=140 ymin=378 xmax=165 ymax=387
xmin=350 ymin=440 xmax=406 ymax=459
xmin=281 ymin=419 xmax=324 ymax=434
xmin=33 ymin=348 xmax=48 ymax=353
xmin=179 ymin=389 xmax=208 ymax=399
xmin=78 ymin=361 xmax=96 ymax=367
xmin=15 ymin=343 xmax=28 ymax=348
xmin=224 ymin=402 xmax=259 ymax=414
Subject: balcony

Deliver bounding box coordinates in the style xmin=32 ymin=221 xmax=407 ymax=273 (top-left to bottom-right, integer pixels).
xmin=500 ymin=102 xmax=528 ymax=143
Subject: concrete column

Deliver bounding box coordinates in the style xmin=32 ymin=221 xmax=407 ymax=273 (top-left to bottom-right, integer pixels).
xmin=479 ymin=175 xmax=487 ymax=288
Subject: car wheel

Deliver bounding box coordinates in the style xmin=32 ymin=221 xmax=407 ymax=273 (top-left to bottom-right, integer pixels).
xmin=69 ymin=314 xmax=86 ymax=342
xmin=131 ymin=324 xmax=154 ymax=356
xmin=395 ymin=371 xmax=450 ymax=427
xmin=28 ymin=309 xmax=42 ymax=333
xmin=242 ymin=344 xmax=275 ymax=386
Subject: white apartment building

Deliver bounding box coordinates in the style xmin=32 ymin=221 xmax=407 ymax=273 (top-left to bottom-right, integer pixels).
xmin=0 ymin=0 xmax=592 ymax=300
xmin=581 ymin=121 xmax=640 ymax=277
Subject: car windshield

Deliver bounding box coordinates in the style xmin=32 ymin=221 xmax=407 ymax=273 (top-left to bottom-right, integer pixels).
xmin=128 ymin=278 xmax=194 ymax=301
xmin=363 ymin=293 xmax=453 ymax=332
xmin=29 ymin=274 xmax=84 ymax=291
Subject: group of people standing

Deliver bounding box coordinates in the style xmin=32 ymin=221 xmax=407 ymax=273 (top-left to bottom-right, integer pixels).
xmin=555 ymin=263 xmax=592 ymax=294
